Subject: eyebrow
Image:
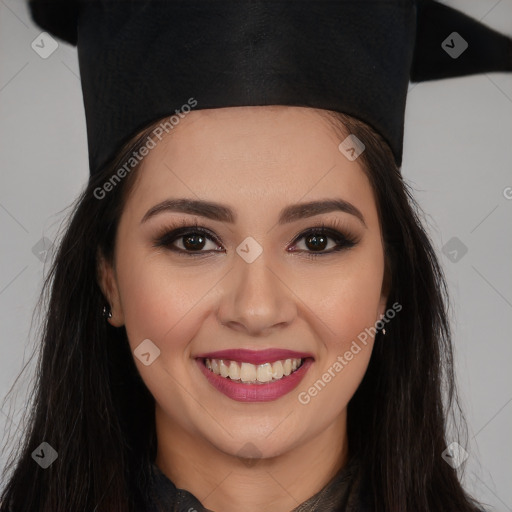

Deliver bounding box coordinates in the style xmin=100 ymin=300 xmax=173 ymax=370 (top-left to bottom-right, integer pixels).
xmin=140 ymin=197 xmax=367 ymax=228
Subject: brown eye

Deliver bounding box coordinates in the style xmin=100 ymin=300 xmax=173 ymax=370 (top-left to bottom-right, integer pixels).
xmin=181 ymin=233 xmax=208 ymax=251
xmin=154 ymin=226 xmax=223 ymax=255
xmin=303 ymin=232 xmax=331 ymax=252
xmin=289 ymin=226 xmax=357 ymax=258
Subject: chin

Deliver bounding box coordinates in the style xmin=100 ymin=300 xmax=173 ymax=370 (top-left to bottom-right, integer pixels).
xmin=204 ymin=424 xmax=305 ymax=461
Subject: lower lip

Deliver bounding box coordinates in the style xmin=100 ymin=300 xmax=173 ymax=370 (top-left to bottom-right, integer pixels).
xmin=196 ymin=358 xmax=314 ymax=402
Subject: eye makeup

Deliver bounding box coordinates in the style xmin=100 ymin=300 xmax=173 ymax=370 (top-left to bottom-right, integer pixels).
xmin=151 ymin=217 xmax=360 ymax=259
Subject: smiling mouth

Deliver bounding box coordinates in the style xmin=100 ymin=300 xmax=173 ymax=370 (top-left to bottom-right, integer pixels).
xmin=203 ymin=357 xmax=306 ymax=385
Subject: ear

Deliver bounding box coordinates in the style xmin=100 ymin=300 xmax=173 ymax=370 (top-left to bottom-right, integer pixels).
xmin=96 ymin=249 xmax=125 ymax=327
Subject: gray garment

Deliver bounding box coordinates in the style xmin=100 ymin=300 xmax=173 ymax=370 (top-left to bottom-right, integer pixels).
xmin=145 ymin=456 xmax=370 ymax=512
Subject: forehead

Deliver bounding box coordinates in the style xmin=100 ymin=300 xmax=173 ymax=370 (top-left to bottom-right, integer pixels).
xmin=124 ymin=106 xmax=377 ymax=226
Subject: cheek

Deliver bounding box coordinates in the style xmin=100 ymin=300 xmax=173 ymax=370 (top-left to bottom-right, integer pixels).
xmin=294 ymin=245 xmax=384 ymax=409
xmin=115 ymin=250 xmax=212 ymax=354
xmin=301 ymin=246 xmax=385 ymax=345
xmin=296 ymin=255 xmax=383 ymax=412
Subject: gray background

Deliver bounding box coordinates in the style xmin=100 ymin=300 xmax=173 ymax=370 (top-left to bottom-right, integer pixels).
xmin=1 ymin=0 xmax=511 ymax=508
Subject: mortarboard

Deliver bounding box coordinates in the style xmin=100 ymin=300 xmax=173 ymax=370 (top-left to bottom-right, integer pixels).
xmin=28 ymin=0 xmax=512 ymax=175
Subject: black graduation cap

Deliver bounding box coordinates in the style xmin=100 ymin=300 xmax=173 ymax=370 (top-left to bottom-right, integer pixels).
xmin=28 ymin=0 xmax=512 ymax=175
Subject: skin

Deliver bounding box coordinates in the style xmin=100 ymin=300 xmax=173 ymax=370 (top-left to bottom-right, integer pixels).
xmin=98 ymin=106 xmax=389 ymax=512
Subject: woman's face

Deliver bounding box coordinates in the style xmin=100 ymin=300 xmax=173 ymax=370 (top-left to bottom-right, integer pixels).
xmin=99 ymin=106 xmax=388 ymax=461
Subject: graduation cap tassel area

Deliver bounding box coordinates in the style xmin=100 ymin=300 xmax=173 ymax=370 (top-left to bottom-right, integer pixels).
xmin=411 ymin=0 xmax=512 ymax=81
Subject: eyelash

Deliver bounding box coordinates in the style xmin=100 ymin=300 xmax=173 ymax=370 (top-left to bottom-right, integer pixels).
xmin=152 ymin=218 xmax=359 ymax=259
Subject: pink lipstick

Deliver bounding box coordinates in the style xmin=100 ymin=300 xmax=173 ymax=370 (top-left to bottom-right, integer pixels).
xmin=195 ymin=349 xmax=314 ymax=402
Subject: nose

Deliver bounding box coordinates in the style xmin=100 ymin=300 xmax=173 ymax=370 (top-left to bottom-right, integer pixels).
xmin=216 ymin=250 xmax=297 ymax=337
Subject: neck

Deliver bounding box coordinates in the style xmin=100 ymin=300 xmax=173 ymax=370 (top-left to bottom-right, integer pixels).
xmin=154 ymin=407 xmax=349 ymax=512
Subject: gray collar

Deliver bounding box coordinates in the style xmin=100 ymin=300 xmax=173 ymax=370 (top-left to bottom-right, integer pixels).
xmin=146 ymin=456 xmax=365 ymax=512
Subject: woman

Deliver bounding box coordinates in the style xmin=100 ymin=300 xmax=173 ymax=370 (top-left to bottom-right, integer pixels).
xmin=1 ymin=1 xmax=511 ymax=511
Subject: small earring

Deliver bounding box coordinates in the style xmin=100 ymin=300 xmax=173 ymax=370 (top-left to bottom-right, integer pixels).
xmin=102 ymin=305 xmax=112 ymax=319
xmin=382 ymin=328 xmax=386 ymax=335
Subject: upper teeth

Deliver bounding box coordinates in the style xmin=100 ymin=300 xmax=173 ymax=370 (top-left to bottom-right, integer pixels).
xmin=205 ymin=358 xmax=302 ymax=384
